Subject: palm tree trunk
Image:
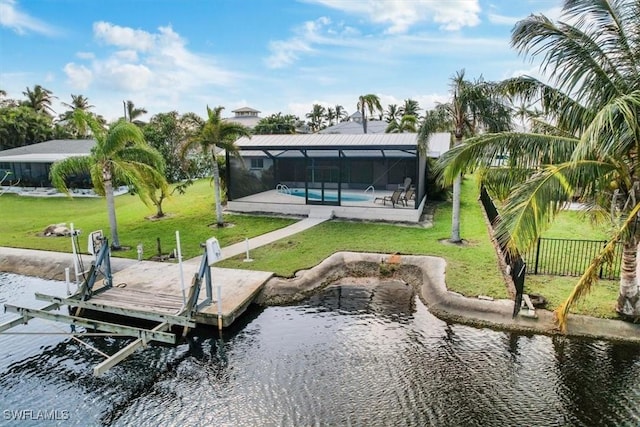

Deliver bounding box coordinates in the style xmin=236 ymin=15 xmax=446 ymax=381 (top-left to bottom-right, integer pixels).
xmin=103 ymin=164 xmax=120 ymax=249
xmin=212 ymin=149 xmax=224 ymax=227
xmin=617 ymin=239 xmax=640 ymax=318
xmin=450 ymin=135 xmax=463 ymax=243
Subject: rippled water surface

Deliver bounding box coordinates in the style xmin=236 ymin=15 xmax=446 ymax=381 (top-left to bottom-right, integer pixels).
xmin=1 ymin=273 xmax=639 ymax=426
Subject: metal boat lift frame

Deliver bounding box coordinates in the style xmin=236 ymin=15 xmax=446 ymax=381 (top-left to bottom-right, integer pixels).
xmin=1 ymin=237 xmax=217 ymax=376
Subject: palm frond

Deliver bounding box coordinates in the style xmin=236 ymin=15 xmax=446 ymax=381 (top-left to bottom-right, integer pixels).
xmin=555 ymin=200 xmax=640 ymax=330
xmin=49 ymin=156 xmax=92 ymax=193
xmin=102 ymin=120 xmax=146 ymax=155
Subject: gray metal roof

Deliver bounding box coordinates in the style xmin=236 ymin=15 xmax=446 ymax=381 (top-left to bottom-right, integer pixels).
xmin=234 ymin=133 xmax=451 ymax=158
xmin=0 ymin=139 xmax=95 ymax=158
xmin=319 ymin=120 xmax=387 ymax=134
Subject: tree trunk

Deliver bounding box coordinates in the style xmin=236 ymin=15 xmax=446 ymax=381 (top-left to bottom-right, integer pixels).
xmin=212 ymin=149 xmax=224 ymax=227
xmin=617 ymin=239 xmax=640 ymax=318
xmin=103 ymin=164 xmax=120 ymax=249
xmin=450 ymin=135 xmax=463 ymax=243
xmin=450 ymin=174 xmax=462 ymax=243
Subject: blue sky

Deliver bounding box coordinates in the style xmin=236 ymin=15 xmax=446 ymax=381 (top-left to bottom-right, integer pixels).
xmin=0 ymin=0 xmax=562 ymax=122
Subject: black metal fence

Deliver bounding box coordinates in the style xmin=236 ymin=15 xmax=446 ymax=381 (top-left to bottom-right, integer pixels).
xmin=525 ymin=237 xmax=622 ymax=280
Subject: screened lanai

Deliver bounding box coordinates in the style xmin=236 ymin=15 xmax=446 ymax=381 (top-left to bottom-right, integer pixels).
xmin=226 ymin=133 xmax=451 ymax=222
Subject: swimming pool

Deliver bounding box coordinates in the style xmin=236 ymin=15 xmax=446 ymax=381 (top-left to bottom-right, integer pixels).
xmin=287 ymin=188 xmax=371 ymax=202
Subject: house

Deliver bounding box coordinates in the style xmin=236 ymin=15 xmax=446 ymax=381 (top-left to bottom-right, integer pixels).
xmin=226 ymin=132 xmax=451 ymax=222
xmin=0 ymin=139 xmax=94 ymax=188
xmin=319 ymin=111 xmax=387 ymax=134
xmin=224 ymin=107 xmax=262 ymax=129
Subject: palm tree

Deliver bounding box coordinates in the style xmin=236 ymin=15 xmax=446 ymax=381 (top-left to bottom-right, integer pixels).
xmin=335 ymin=105 xmax=348 ymax=122
xmin=435 ymin=0 xmax=640 ymax=327
xmin=50 ymin=111 xmax=167 ymax=249
xmin=22 ymin=85 xmax=56 ymax=116
xmin=325 ymin=107 xmax=336 ymax=127
xmin=400 ymin=99 xmax=421 ymax=118
xmin=182 ymin=106 xmax=251 ymax=227
xmin=124 ymin=100 xmax=148 ymax=126
xmin=420 ymin=70 xmax=511 ymax=243
xmin=386 ymin=115 xmax=418 ymax=133
xmin=384 ymin=104 xmax=401 ymax=124
xmin=59 ymin=94 xmax=94 ymax=137
xmin=357 ymin=94 xmax=383 ymax=133
xmin=306 ymin=104 xmax=326 ymax=132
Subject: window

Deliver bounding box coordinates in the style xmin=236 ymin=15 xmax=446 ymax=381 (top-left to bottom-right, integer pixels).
xmin=250 ymin=158 xmax=264 ymax=169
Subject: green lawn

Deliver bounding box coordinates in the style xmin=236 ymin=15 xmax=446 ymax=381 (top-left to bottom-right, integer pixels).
xmin=0 ymin=176 xmax=621 ymax=318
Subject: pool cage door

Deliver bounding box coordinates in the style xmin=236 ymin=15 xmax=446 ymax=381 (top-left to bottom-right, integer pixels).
xmin=305 ymin=163 xmax=341 ymax=206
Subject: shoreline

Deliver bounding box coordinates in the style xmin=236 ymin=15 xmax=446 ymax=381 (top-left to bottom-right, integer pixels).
xmin=2 ymin=247 xmax=639 ymax=344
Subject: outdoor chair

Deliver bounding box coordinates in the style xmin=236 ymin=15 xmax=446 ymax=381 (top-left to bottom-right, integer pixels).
xmin=374 ymin=188 xmax=405 ymax=208
xmin=402 ymin=188 xmax=415 ymax=205
xmin=398 ymin=177 xmax=412 ymax=191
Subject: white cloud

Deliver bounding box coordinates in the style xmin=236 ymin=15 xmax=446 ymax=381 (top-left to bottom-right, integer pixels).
xmin=64 ymin=22 xmax=236 ymax=98
xmin=93 ymin=21 xmax=155 ymax=52
xmin=0 ymin=0 xmax=61 ymax=36
xmin=304 ymin=0 xmax=480 ymax=33
xmin=487 ymin=13 xmax=519 ymax=26
xmin=64 ymin=63 xmax=93 ymax=90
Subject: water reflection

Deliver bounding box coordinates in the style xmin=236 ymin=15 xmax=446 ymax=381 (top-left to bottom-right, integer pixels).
xmin=1 ymin=273 xmax=639 ymax=426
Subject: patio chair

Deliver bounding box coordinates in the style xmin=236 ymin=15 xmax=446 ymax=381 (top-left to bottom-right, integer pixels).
xmin=398 ymin=177 xmax=412 ymax=191
xmin=374 ymin=188 xmax=405 ymax=208
xmin=402 ymin=188 xmax=415 ymax=205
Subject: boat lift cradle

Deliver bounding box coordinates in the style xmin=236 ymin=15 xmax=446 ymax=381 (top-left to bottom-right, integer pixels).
xmin=1 ymin=237 xmax=218 ymax=376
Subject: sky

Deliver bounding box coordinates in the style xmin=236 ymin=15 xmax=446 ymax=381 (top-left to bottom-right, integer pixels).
xmin=0 ymin=0 xmax=562 ymax=122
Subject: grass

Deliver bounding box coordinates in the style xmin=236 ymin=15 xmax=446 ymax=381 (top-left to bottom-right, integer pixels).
xmin=0 ymin=176 xmax=622 ymax=318
xmin=0 ymin=179 xmax=297 ymax=260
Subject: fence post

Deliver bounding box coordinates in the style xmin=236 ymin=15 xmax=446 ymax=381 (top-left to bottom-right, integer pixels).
xmin=534 ymin=237 xmax=541 ymax=275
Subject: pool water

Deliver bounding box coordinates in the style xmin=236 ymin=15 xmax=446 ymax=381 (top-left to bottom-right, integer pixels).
xmin=288 ymin=188 xmax=371 ymax=202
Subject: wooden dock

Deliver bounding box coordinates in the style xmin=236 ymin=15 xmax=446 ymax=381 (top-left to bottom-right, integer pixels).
xmin=89 ymin=260 xmax=274 ymax=327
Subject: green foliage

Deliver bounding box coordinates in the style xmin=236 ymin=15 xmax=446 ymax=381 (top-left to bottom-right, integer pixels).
xmin=0 ymin=106 xmax=54 ymax=150
xmin=253 ymin=113 xmax=299 ymax=134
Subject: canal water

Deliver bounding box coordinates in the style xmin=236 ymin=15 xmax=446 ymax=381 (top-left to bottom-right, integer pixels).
xmin=1 ymin=272 xmax=639 ymax=426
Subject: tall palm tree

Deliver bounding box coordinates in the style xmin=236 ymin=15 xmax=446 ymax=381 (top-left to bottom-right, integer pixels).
xmin=435 ymin=0 xmax=640 ymax=327
xmin=50 ymin=111 xmax=167 ymax=249
xmin=22 ymin=85 xmax=56 ymax=116
xmin=124 ymin=100 xmax=148 ymax=126
xmin=182 ymin=106 xmax=251 ymax=227
xmin=306 ymin=104 xmax=326 ymax=132
xmin=420 ymin=70 xmax=511 ymax=243
xmin=357 ymin=94 xmax=383 ymax=133
xmin=325 ymin=107 xmax=336 ymax=126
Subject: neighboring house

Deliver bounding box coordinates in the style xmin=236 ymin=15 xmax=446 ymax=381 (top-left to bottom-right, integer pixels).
xmin=319 ymin=111 xmax=387 ymax=134
xmin=224 ymin=107 xmax=262 ymax=129
xmin=0 ymin=139 xmax=94 ymax=187
xmin=226 ymin=132 xmax=451 ymax=222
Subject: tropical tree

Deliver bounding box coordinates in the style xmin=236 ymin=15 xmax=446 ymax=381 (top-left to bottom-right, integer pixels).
xmin=181 ymin=106 xmax=251 ymax=227
xmin=124 ymin=100 xmax=148 ymax=126
xmin=420 ymin=70 xmax=511 ymax=243
xmin=357 ymin=94 xmax=383 ymax=133
xmin=59 ymin=94 xmax=94 ymax=137
xmin=50 ymin=111 xmax=167 ymax=248
xmin=384 ymin=104 xmax=401 ymax=124
xmin=253 ymin=113 xmax=298 ymax=134
xmin=435 ymin=0 xmax=640 ymax=326
xmin=325 ymin=107 xmax=336 ymax=127
xmin=400 ymin=99 xmax=421 ymax=118
xmin=386 ymin=114 xmax=418 ymax=133
xmin=335 ymin=105 xmax=348 ymax=122
xmin=306 ymin=104 xmax=326 ymax=132
xmin=22 ymin=85 xmax=56 ymax=116
xmin=0 ymin=105 xmax=54 ymax=150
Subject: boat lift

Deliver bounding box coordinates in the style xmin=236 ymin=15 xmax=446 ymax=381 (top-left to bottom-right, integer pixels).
xmin=0 ymin=235 xmax=222 ymax=376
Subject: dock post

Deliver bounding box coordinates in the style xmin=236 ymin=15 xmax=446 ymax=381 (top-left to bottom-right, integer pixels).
xmin=217 ymin=282 xmax=223 ymax=332
xmin=65 ymin=268 xmax=70 ymax=296
xmin=244 ymin=238 xmax=253 ymax=262
xmin=176 ymin=231 xmax=187 ymax=306
xmin=70 ymin=222 xmax=80 ymax=284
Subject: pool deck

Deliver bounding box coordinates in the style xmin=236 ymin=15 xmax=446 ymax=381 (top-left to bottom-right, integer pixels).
xmin=228 ymin=189 xmax=425 ymax=223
